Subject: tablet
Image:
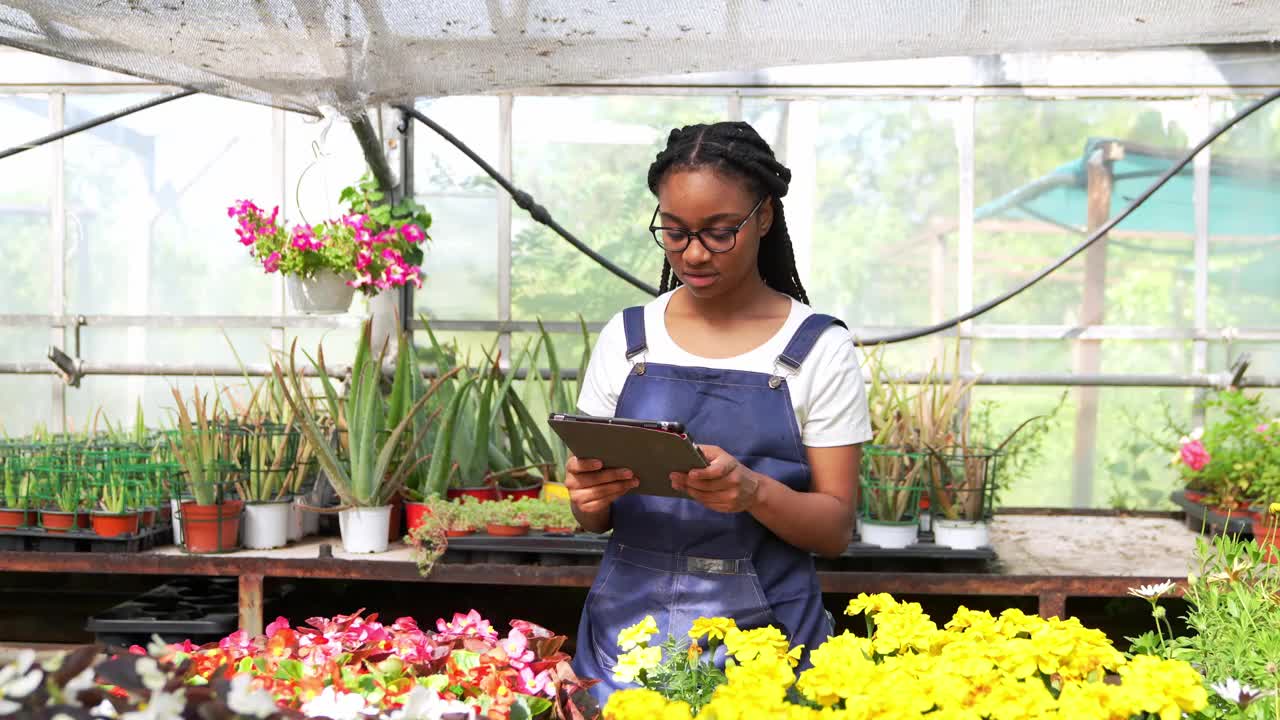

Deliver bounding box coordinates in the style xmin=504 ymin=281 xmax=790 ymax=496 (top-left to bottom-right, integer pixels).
xmin=548 ymin=413 xmax=708 ymax=499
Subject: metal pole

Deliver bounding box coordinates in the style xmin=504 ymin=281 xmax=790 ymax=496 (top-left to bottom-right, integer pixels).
xmin=48 ymin=93 xmax=67 ymax=433
xmin=0 ymin=89 xmax=197 ymax=161
xmin=1191 ymin=95 xmax=1212 ymax=429
xmin=497 ymin=94 xmax=514 ymax=365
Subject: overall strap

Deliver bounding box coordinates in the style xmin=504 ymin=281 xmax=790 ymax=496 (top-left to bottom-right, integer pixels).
xmin=776 ymin=314 xmax=846 ymax=372
xmin=622 ymin=306 xmax=648 ymax=360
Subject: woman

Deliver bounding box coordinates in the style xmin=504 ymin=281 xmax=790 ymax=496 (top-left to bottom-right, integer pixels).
xmin=567 ymin=121 xmax=871 ymax=701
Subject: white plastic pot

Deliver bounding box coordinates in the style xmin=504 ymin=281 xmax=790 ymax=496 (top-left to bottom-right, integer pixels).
xmin=933 ymin=518 xmax=990 ymax=550
xmin=171 ymin=498 xmax=184 ymax=545
xmin=338 ymin=505 xmax=392 ymax=554
xmin=287 ymin=271 xmax=355 ymax=315
xmin=859 ymin=519 xmax=919 ymax=549
xmin=243 ymin=501 xmax=291 ymax=549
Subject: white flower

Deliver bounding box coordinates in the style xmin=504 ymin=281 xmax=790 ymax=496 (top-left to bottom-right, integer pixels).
xmin=388 ymin=686 xmax=476 ymax=720
xmin=0 ymin=649 xmax=43 ymax=714
xmin=300 ymin=687 xmax=374 ymax=720
xmin=134 ymin=657 xmax=167 ymax=693
xmin=1210 ymin=677 xmax=1275 ymax=707
xmin=227 ymin=674 xmax=279 ymax=718
xmin=89 ymin=698 xmax=119 ymax=717
xmin=121 ymin=689 xmax=186 ymax=720
xmin=1128 ymin=580 xmax=1177 ymax=600
xmin=0 ymin=700 xmax=19 ymax=715
xmin=63 ymin=666 xmax=97 ymax=704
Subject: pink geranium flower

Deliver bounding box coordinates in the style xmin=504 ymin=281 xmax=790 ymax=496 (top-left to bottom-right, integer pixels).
xmin=265 ymin=616 xmax=291 ymax=637
xmin=400 ymin=224 xmax=426 ymax=244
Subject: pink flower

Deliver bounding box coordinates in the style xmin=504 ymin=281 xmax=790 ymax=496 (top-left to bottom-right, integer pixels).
xmin=219 ymin=629 xmax=253 ymax=656
xmin=1180 ymin=439 xmax=1210 ymax=472
xmin=501 ymin=628 xmax=534 ymax=666
xmin=356 ymin=248 xmax=374 ymax=271
xmin=236 ymin=227 xmax=257 ymax=246
xmin=519 ymin=667 xmax=553 ymax=696
xmin=290 ymin=225 xmax=322 ymax=251
xmin=266 ymin=616 xmax=291 ymax=637
xmin=1258 ymin=424 xmax=1270 ymax=434
xmin=347 ymin=273 xmax=373 ymax=289
xmin=344 ymin=214 xmax=369 ymax=231
xmin=400 ymin=224 xmax=426 ymax=244
xmin=373 ymin=229 xmax=399 ymax=246
xmin=262 ymin=251 xmax=281 ymax=273
xmin=436 ymin=610 xmax=497 ymax=640
xmin=381 ymin=247 xmax=404 ymax=264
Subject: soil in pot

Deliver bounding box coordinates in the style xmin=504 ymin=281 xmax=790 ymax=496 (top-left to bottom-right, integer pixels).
xmin=91 ymin=512 xmax=140 ymax=538
xmin=40 ymin=510 xmax=78 ymax=534
xmin=485 ymin=523 xmax=530 ymax=537
xmin=181 ymin=500 xmax=244 ymax=553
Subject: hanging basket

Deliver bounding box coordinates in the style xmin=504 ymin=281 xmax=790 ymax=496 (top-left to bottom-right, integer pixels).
xmin=287 ymin=271 xmax=355 ymax=314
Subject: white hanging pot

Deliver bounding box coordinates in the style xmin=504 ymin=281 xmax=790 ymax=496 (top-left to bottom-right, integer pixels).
xmin=243 ymin=501 xmax=291 ymax=549
xmin=287 ymin=270 xmax=355 ymax=314
xmin=933 ymin=518 xmax=990 ymax=550
xmin=859 ymin=519 xmax=919 ymax=549
xmin=338 ymin=505 xmax=392 ymax=554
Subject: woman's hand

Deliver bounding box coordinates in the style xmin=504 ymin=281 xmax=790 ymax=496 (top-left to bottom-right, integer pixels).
xmin=565 ymin=456 xmax=639 ymax=514
xmin=670 ymin=445 xmax=762 ymax=513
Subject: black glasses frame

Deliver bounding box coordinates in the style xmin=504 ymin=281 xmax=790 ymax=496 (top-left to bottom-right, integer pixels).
xmin=648 ymin=196 xmax=767 ymax=254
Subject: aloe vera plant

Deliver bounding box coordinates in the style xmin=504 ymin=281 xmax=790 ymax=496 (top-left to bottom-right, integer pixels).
xmin=2 ymin=458 xmax=29 ymax=510
xmin=273 ymin=322 xmax=452 ymax=508
xmin=167 ymin=386 xmax=233 ymax=506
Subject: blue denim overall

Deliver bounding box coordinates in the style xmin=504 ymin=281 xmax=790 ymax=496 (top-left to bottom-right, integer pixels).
xmin=574 ymin=306 xmax=844 ymax=702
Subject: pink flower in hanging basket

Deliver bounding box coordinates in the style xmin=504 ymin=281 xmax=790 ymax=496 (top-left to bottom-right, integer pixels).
xmin=262 ymin=251 xmax=281 ymax=273
xmin=400 ymin=224 xmax=426 ymax=244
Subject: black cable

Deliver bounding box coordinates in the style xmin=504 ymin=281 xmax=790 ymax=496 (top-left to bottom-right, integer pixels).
xmin=858 ymin=88 xmax=1280 ymax=345
xmin=396 ymin=105 xmax=660 ymax=297
xmin=0 ymin=89 xmax=198 ymax=161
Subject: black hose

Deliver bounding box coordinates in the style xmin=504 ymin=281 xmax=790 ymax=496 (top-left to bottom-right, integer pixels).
xmin=857 ymin=88 xmax=1280 ymax=345
xmin=396 ymin=105 xmax=660 ymax=297
xmin=0 ymin=89 xmax=198 ymax=161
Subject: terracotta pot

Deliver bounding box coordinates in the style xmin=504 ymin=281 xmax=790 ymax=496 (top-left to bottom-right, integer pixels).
xmin=404 ymin=501 xmax=433 ymax=532
xmin=388 ymin=492 xmax=405 ymax=543
xmin=139 ymin=508 xmax=157 ymax=528
xmin=91 ymin=512 xmax=140 ymax=538
xmin=445 ymin=528 xmax=476 ymax=538
xmin=24 ymin=510 xmax=38 ymax=526
xmin=485 ymin=523 xmax=530 ymax=537
xmin=0 ymin=508 xmax=26 ymax=529
xmin=180 ymin=500 xmax=243 ymax=553
xmin=1252 ymin=513 xmax=1279 ymax=564
xmin=40 ymin=510 xmax=78 ymax=534
xmin=448 ymin=487 xmax=498 ymax=503
xmin=75 ymin=512 xmax=91 ymax=530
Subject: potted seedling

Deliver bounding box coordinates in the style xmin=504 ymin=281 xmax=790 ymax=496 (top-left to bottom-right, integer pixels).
xmin=169 ymin=386 xmax=242 ymax=554
xmin=483 ymin=498 xmax=531 ymax=537
xmin=0 ymin=456 xmax=31 ymax=530
xmin=91 ymin=475 xmax=139 ymax=538
xmin=37 ymin=464 xmax=88 ymax=534
xmin=541 ymin=498 xmax=578 ymax=535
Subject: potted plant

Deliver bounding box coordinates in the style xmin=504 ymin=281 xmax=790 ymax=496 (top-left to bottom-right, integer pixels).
xmin=0 ymin=455 xmax=30 ymax=529
xmin=482 ymin=498 xmax=532 ymax=537
xmin=228 ymin=174 xmax=431 ymax=315
xmin=273 ymin=322 xmax=447 ymax=554
xmin=540 ymin=498 xmax=578 ymax=535
xmin=1168 ymin=390 xmax=1277 ymax=516
xmin=36 ymin=464 xmax=87 ymax=534
xmin=91 ymin=474 xmax=140 ymax=538
xmin=233 ymin=421 xmax=299 ymax=550
xmin=168 ymin=386 xmax=242 ymax=554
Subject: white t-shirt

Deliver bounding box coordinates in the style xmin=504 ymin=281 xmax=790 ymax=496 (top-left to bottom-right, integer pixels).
xmin=576 ymin=291 xmax=873 ymax=448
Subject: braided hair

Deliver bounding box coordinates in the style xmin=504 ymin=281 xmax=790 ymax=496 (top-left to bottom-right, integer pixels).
xmin=647 ymin=121 xmax=809 ymax=305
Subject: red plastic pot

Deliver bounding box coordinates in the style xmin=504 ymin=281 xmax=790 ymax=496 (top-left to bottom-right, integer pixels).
xmin=495 ymin=482 xmax=543 ymax=501
xmin=448 ymin=487 xmax=498 ymax=502
xmin=404 ymin=501 xmax=432 ymax=532
xmin=181 ymin=500 xmax=243 ymax=553
xmin=1184 ymin=489 xmax=1207 ymax=504
xmin=91 ymin=512 xmax=140 ymax=538
xmin=445 ymin=528 xmax=476 ymax=538
xmin=0 ymin=508 xmax=26 ymax=529
xmin=75 ymin=512 xmax=91 ymax=530
xmin=485 ymin=523 xmax=530 ymax=537
xmin=1252 ymin=513 xmax=1279 ymax=564
xmin=388 ymin=493 xmax=405 ymax=543
xmin=139 ymin=508 xmax=157 ymax=528
xmin=40 ymin=510 xmax=78 ymax=533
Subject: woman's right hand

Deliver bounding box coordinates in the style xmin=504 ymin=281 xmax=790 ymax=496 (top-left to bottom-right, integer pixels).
xmin=565 ymin=456 xmax=639 ymax=514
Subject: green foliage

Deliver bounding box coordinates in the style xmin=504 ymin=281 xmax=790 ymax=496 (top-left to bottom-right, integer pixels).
xmin=638 ymin=636 xmax=726 ymax=714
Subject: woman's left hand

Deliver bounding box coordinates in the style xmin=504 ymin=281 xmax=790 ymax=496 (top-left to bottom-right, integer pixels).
xmin=670 ymin=445 xmax=762 ymax=513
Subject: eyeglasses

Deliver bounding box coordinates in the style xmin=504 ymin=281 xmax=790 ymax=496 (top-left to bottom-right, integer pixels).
xmin=648 ymin=196 xmax=766 ymax=254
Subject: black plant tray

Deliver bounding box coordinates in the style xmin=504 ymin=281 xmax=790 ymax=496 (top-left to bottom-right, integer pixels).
xmin=440 ymin=530 xmax=995 ymax=570
xmin=0 ymin=523 xmax=173 ymax=553
xmin=86 ymin=577 xmax=257 ymax=648
xmin=1170 ymin=490 xmax=1253 ymax=537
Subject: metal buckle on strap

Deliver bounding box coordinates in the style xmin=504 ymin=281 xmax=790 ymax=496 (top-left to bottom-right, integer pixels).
xmin=768 ymin=359 xmax=793 ymax=389
xmin=686 ymin=556 xmax=743 ymax=575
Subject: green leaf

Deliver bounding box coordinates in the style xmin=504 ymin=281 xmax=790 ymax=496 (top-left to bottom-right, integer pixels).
xmin=450 ymin=650 xmax=481 ymax=672
xmin=366 ymin=190 xmax=385 ymax=202
xmin=274 ymin=659 xmax=305 ymax=681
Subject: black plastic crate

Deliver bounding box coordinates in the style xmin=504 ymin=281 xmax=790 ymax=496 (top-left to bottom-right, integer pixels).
xmin=86 ymin=577 xmax=249 ymax=648
xmin=0 ymin=524 xmax=171 ymax=553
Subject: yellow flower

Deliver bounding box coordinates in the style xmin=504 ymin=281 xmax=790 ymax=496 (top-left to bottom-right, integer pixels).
xmin=724 ymin=626 xmax=792 ymax=664
xmin=612 ymin=645 xmax=663 ymax=684
xmin=1269 ymin=502 xmax=1280 ymax=515
xmin=604 ymin=688 xmax=691 ymax=720
xmin=617 ymin=615 xmax=659 ymax=652
xmin=725 ymin=654 xmax=795 ymax=695
xmin=688 ymin=616 xmax=737 ymax=643
xmin=845 ymin=592 xmax=897 ymax=617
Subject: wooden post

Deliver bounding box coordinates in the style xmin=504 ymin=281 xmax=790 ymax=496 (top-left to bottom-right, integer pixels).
xmin=238 ymin=574 xmax=264 ymax=635
xmin=1071 ymin=143 xmax=1122 ymax=507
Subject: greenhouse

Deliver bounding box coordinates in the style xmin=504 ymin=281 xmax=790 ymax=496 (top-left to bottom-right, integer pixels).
xmin=1 ymin=3 xmax=1278 ymax=719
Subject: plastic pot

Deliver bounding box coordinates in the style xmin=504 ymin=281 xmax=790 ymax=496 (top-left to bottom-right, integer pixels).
xmin=40 ymin=510 xmax=78 ymax=534
xmin=445 ymin=528 xmax=476 ymax=538
xmin=139 ymin=507 xmax=157 ymax=528
xmin=242 ymin=501 xmax=291 ymax=550
xmin=181 ymin=500 xmax=243 ymax=554
xmin=287 ymin=270 xmax=354 ymax=314
xmin=859 ymin=519 xmax=918 ymax=549
xmin=404 ymin=501 xmax=432 ymax=532
xmin=0 ymin=508 xmax=26 ymax=529
xmin=388 ymin=492 xmax=405 ymax=543
xmin=495 ymin=479 xmax=543 ymax=501
xmin=338 ymin=506 xmax=392 ymax=554
xmin=932 ymin=518 xmax=990 ymax=549
xmin=1252 ymin=512 xmax=1279 ymax=564
xmin=91 ymin=511 xmax=140 ymax=538
xmin=447 ymin=487 xmax=498 ymax=502
xmin=485 ymin=523 xmax=530 ymax=537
